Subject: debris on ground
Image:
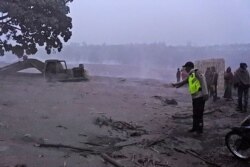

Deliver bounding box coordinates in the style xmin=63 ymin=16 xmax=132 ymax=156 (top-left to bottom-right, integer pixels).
xmin=152 ymin=96 xmax=178 ymax=105
xmin=94 ymin=116 xmax=147 ymax=137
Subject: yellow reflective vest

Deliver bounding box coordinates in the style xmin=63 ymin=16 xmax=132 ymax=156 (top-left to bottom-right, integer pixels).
xmin=188 ymin=72 xmax=201 ymax=95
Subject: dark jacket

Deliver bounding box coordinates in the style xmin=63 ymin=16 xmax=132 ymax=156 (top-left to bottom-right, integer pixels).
xmin=234 ymin=67 xmax=250 ymax=88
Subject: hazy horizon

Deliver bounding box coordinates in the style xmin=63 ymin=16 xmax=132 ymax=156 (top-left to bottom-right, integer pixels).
xmin=69 ymin=0 xmax=250 ymax=46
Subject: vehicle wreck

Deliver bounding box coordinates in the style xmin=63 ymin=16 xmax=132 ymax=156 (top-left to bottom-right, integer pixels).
xmin=0 ymin=58 xmax=89 ymax=82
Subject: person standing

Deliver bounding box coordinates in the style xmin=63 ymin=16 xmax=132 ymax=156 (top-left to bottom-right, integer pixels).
xmin=211 ymin=66 xmax=219 ymax=102
xmin=176 ymin=68 xmax=181 ymax=82
xmin=205 ymin=67 xmax=212 ymax=97
xmin=223 ymin=67 xmax=234 ymax=100
xmin=234 ymin=63 xmax=250 ymax=112
xmin=172 ymin=61 xmax=208 ymax=134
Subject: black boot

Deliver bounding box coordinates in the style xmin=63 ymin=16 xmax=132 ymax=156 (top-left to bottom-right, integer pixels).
xmin=242 ymin=107 xmax=247 ymax=113
xmin=236 ymin=106 xmax=242 ymax=111
xmin=196 ymin=129 xmax=203 ymax=134
xmin=188 ymin=128 xmax=196 ymax=133
xmin=188 ymin=120 xmax=197 ymax=133
xmin=196 ymin=122 xmax=203 ymax=134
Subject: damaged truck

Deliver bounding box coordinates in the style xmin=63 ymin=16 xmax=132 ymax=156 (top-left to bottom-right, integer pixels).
xmin=0 ymin=58 xmax=89 ymax=82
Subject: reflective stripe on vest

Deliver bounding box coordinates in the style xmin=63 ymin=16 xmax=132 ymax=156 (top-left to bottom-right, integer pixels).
xmin=188 ymin=72 xmax=201 ymax=95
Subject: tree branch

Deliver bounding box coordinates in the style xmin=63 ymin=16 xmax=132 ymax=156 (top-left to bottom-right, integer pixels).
xmin=6 ymin=24 xmax=21 ymax=31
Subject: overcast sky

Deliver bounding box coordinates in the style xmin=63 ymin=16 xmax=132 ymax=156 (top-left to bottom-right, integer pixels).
xmin=69 ymin=0 xmax=250 ymax=46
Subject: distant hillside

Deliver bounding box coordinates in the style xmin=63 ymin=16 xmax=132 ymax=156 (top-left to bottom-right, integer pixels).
xmin=32 ymin=43 xmax=250 ymax=71
xmin=1 ymin=43 xmax=249 ymax=80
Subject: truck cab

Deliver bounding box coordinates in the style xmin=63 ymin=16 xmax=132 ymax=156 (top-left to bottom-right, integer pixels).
xmin=44 ymin=59 xmax=87 ymax=82
xmin=44 ymin=60 xmax=69 ymax=81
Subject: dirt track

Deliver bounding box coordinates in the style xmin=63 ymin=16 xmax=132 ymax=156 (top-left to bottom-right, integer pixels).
xmin=0 ymin=73 xmax=249 ymax=167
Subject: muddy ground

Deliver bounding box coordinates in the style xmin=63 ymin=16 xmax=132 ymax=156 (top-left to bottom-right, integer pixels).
xmin=0 ymin=73 xmax=249 ymax=167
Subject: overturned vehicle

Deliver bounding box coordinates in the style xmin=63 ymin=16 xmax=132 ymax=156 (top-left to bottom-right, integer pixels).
xmin=0 ymin=58 xmax=89 ymax=82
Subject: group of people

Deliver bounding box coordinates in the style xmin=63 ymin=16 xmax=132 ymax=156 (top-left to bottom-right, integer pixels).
xmin=173 ymin=61 xmax=250 ymax=135
xmin=221 ymin=63 xmax=249 ymax=113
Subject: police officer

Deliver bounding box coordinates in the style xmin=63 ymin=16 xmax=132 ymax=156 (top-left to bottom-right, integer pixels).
xmin=172 ymin=61 xmax=208 ymax=134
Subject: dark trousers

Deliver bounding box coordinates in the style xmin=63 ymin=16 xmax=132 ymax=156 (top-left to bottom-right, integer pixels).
xmin=237 ymin=86 xmax=249 ymax=110
xmin=213 ymin=84 xmax=218 ymax=101
xmin=192 ymin=97 xmax=206 ymax=132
